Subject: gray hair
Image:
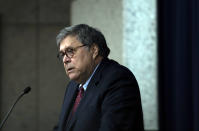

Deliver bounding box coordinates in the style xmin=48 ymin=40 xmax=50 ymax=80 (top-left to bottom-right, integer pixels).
xmin=56 ymin=24 xmax=110 ymax=58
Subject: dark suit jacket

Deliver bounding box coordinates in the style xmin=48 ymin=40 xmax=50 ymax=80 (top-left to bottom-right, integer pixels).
xmin=55 ymin=58 xmax=144 ymax=131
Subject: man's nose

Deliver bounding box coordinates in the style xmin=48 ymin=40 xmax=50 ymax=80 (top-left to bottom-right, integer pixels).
xmin=63 ymin=55 xmax=71 ymax=63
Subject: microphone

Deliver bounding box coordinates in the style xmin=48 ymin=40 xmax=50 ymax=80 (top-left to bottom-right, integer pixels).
xmin=0 ymin=86 xmax=31 ymax=130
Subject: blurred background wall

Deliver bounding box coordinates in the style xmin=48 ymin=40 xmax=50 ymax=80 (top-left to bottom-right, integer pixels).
xmin=0 ymin=0 xmax=158 ymax=131
xmin=0 ymin=0 xmax=71 ymax=130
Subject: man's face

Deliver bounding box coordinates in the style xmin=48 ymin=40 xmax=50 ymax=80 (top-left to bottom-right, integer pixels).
xmin=59 ymin=35 xmax=97 ymax=84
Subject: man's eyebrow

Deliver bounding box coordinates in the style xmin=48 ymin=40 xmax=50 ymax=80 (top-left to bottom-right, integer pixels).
xmin=59 ymin=40 xmax=77 ymax=52
xmin=59 ymin=46 xmax=74 ymax=52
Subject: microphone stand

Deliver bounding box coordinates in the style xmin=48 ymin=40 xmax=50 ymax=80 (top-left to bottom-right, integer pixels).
xmin=0 ymin=87 xmax=31 ymax=130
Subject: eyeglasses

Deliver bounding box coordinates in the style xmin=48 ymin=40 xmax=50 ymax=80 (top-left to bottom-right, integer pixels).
xmin=57 ymin=45 xmax=87 ymax=61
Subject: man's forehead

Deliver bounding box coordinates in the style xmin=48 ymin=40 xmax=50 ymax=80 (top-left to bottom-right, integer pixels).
xmin=59 ymin=36 xmax=81 ymax=50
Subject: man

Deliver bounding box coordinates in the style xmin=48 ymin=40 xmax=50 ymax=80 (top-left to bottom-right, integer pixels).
xmin=55 ymin=24 xmax=144 ymax=131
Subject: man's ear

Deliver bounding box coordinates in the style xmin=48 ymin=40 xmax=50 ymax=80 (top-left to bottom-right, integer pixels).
xmin=92 ymin=44 xmax=99 ymax=59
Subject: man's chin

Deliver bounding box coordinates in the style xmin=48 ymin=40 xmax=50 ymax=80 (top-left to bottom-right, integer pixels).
xmin=68 ymin=74 xmax=80 ymax=83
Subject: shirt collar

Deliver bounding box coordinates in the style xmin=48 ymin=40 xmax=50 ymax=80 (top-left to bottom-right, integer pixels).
xmin=80 ymin=63 xmax=100 ymax=91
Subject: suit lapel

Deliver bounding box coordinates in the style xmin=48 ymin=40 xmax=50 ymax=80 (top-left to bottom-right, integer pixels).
xmin=66 ymin=59 xmax=109 ymax=130
xmin=59 ymin=82 xmax=78 ymax=130
xmin=86 ymin=58 xmax=109 ymax=92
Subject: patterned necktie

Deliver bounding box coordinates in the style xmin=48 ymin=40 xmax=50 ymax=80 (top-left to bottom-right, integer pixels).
xmin=72 ymin=86 xmax=84 ymax=115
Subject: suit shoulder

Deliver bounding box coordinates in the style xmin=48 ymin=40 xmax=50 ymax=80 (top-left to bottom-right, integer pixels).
xmin=99 ymin=59 xmax=138 ymax=85
xmin=98 ymin=59 xmax=140 ymax=96
xmin=102 ymin=59 xmax=135 ymax=78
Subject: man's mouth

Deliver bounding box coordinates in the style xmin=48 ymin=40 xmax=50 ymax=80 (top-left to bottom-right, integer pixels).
xmin=67 ymin=67 xmax=74 ymax=72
